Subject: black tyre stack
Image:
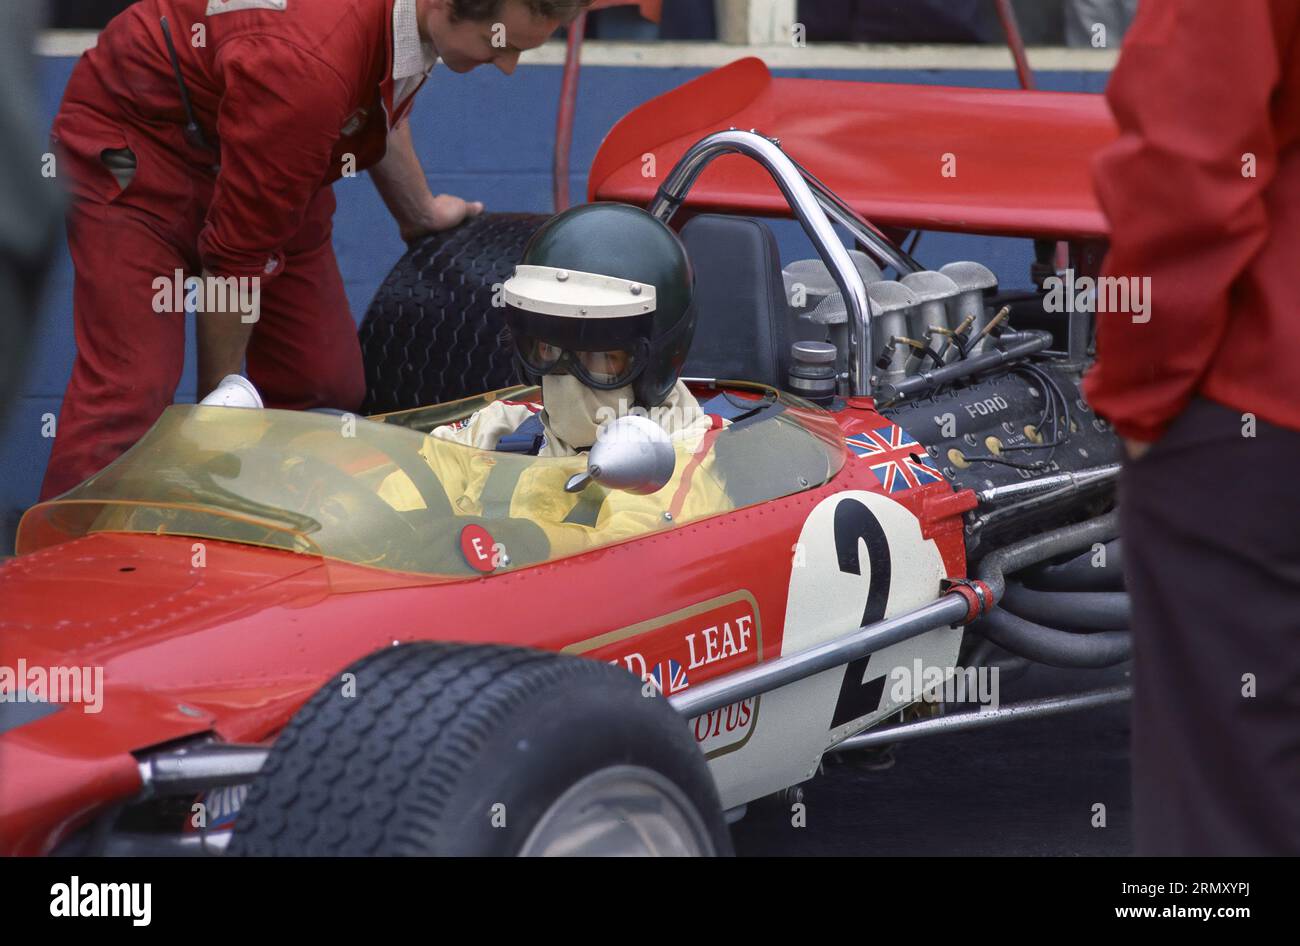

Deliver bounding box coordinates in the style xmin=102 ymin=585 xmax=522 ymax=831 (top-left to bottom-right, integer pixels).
xmin=359 ymin=212 xmax=549 ymax=414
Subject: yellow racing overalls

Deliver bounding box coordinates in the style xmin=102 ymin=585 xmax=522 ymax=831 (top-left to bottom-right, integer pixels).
xmin=376 ymin=380 xmax=732 ymax=561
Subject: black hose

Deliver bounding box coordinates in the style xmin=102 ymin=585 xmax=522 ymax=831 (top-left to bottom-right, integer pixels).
xmin=972 ymin=511 xmax=1131 ymax=668
xmin=1024 ymin=540 xmax=1125 ymax=591
xmin=976 ymin=510 xmax=1119 ymax=601
xmin=974 ymin=608 xmax=1131 ymax=668
xmin=1000 ymin=581 xmax=1130 ymax=631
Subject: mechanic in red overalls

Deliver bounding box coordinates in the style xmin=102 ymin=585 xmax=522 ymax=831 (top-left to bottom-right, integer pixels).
xmin=40 ymin=0 xmax=588 ymax=499
xmin=1085 ymin=2 xmax=1300 ymax=854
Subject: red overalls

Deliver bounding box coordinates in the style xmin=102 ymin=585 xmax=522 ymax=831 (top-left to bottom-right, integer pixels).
xmin=41 ymin=0 xmax=425 ymax=499
xmin=1084 ymin=1 xmax=1300 ymax=440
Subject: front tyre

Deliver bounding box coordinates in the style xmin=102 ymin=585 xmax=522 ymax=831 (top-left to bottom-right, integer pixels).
xmin=229 ymin=643 xmax=730 ymax=856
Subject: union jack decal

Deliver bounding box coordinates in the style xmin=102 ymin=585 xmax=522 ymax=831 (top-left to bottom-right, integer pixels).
xmin=845 ymin=424 xmax=944 ymax=494
xmin=649 ymin=658 xmax=690 ymax=695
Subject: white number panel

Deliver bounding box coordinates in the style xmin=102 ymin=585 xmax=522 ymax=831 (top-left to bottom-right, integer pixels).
xmin=707 ymin=490 xmax=962 ymax=808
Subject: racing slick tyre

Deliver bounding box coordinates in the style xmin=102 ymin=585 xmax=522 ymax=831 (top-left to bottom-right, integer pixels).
xmin=229 ymin=642 xmax=733 ymax=856
xmin=358 ymin=212 xmax=549 ymax=414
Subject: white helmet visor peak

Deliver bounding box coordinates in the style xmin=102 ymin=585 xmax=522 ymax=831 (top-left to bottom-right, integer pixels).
xmin=502 ymin=265 xmax=657 ymax=319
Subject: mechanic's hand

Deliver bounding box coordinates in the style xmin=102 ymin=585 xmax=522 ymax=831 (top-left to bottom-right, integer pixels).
xmin=401 ymin=193 xmax=485 ymax=242
xmin=1123 ymin=438 xmax=1152 ymax=461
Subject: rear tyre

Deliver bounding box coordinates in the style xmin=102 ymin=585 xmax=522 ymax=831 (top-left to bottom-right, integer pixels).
xmin=358 ymin=213 xmax=549 ymax=414
xmin=229 ymin=642 xmax=731 ymax=856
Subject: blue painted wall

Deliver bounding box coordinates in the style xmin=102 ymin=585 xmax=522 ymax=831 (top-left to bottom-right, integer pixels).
xmin=0 ymin=57 xmax=1110 ymax=549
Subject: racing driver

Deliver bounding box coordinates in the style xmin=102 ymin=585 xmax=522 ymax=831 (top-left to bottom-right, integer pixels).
xmin=378 ymin=202 xmax=730 ymax=554
xmin=434 ymin=202 xmax=714 ymax=456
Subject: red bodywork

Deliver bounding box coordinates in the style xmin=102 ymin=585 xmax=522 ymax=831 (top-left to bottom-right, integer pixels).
xmin=589 ymin=57 xmax=1117 ymax=239
xmin=0 ymin=393 xmax=974 ymax=855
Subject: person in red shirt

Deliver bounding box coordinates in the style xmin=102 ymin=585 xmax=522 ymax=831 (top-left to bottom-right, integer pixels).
xmin=39 ymin=0 xmax=589 ymax=500
xmin=1085 ymin=1 xmax=1300 ymax=854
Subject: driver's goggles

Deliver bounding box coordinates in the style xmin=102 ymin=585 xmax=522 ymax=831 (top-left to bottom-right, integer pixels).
xmin=515 ymin=335 xmax=648 ymax=389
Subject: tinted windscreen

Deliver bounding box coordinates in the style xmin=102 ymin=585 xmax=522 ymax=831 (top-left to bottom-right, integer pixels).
xmin=21 ymin=388 xmax=844 ymax=577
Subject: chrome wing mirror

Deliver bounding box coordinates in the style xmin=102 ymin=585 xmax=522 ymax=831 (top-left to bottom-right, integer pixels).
xmin=564 ymin=415 xmax=676 ymax=495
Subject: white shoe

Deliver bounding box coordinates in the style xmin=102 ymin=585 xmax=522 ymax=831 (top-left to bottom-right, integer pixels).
xmin=199 ymin=374 xmax=264 ymax=409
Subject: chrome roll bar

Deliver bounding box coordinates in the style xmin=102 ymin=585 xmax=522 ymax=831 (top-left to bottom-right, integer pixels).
xmin=789 ymin=156 xmax=923 ymax=278
xmin=648 ymin=129 xmax=894 ymax=398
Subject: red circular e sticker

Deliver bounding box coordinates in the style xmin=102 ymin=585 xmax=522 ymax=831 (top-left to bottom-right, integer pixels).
xmin=459 ymin=524 xmax=498 ymax=573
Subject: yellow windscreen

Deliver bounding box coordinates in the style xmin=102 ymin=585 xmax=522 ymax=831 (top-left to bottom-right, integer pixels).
xmin=20 ymin=388 xmax=844 ymax=578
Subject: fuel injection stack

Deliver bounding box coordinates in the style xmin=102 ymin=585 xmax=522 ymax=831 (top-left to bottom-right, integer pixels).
xmin=782 ymin=254 xmax=1000 ymax=399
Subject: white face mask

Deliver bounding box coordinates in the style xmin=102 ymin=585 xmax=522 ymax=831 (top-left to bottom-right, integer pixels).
xmin=540 ymin=374 xmax=636 ymax=450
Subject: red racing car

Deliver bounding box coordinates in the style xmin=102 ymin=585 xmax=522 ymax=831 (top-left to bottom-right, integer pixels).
xmin=1 ymin=63 xmax=1128 ymax=856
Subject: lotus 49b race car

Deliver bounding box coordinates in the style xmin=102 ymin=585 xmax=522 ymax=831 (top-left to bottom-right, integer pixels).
xmin=0 ymin=62 xmax=1128 ymax=856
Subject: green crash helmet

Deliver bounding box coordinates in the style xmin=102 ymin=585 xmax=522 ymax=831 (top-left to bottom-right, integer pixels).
xmin=503 ymin=202 xmax=696 ymax=408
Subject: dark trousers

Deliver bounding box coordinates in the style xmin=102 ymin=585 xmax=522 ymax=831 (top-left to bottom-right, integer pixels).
xmin=1121 ymin=397 xmax=1300 ymax=855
